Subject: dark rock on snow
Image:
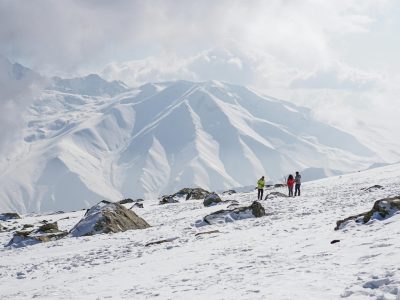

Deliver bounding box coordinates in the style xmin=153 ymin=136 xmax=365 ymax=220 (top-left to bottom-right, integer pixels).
xmin=132 ymin=202 xmax=144 ymax=208
xmin=330 ymin=239 xmax=340 ymax=244
xmin=69 ymin=200 xmax=150 ymax=237
xmin=264 ymin=192 xmax=288 ymax=200
xmin=195 ymin=230 xmax=220 ymax=237
xmin=145 ymin=237 xmax=178 ymax=247
xmin=274 ymin=183 xmax=286 ymax=188
xmin=203 ymin=193 xmax=222 ymax=207
xmin=362 ymin=185 xmax=384 ymax=192
xmin=160 ymin=187 xmax=210 ymax=204
xmin=335 ymin=196 xmax=400 ymax=230
xmin=0 ymin=212 xmax=21 ymax=221
xmin=6 ymin=222 xmax=67 ymax=248
xmin=222 ymin=189 xmax=236 ymax=195
xmin=159 ymin=195 xmax=179 ymax=205
xmin=118 ymin=198 xmax=135 ymax=204
xmin=202 ymin=201 xmax=266 ymax=225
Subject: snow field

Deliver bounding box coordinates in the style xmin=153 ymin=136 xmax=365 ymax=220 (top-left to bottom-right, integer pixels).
xmin=0 ymin=164 xmax=400 ymax=299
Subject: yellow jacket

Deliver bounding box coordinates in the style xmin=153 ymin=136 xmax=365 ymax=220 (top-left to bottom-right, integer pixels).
xmin=257 ymin=178 xmax=265 ymax=189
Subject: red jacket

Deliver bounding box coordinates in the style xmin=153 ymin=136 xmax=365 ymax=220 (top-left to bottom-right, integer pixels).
xmin=287 ymin=178 xmax=295 ymax=188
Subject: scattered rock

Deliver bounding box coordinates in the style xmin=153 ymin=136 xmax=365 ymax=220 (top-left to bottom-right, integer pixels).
xmin=203 ymin=193 xmax=222 ymax=207
xmin=181 ymin=188 xmax=210 ymax=200
xmin=0 ymin=213 xmax=21 ymax=221
xmin=335 ymin=196 xmax=400 ymax=230
xmin=135 ymin=198 xmax=144 ymax=202
xmin=330 ymin=239 xmax=340 ymax=244
xmin=118 ymin=198 xmax=135 ymax=204
xmin=264 ymin=191 xmax=288 ymax=200
xmin=222 ymin=189 xmax=236 ymax=195
xmin=69 ymin=200 xmax=150 ymax=237
xmin=201 ymin=201 xmax=266 ymax=225
xmin=159 ymin=195 xmax=179 ymax=205
xmin=195 ymin=230 xmax=220 ymax=237
xmin=22 ymin=224 xmax=34 ymax=229
xmin=6 ymin=222 xmax=67 ymax=248
xmin=362 ymin=185 xmax=384 ymax=192
xmin=145 ymin=237 xmax=178 ymax=247
xmin=160 ymin=188 xmax=210 ymax=204
xmin=38 ymin=222 xmax=59 ymax=233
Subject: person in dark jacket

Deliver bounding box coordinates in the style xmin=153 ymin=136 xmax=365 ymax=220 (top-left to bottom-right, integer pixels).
xmin=257 ymin=176 xmax=265 ymax=200
xmin=287 ymin=174 xmax=295 ymax=197
xmin=294 ymin=171 xmax=301 ymax=196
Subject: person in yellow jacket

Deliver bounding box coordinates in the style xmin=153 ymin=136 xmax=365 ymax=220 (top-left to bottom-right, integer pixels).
xmin=257 ymin=176 xmax=265 ymax=200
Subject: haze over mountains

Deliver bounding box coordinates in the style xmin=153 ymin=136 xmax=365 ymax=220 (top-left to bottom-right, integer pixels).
xmin=0 ymin=60 xmax=384 ymax=213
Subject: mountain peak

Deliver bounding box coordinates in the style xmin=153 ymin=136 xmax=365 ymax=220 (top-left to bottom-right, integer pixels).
xmin=50 ymin=74 xmax=129 ymax=97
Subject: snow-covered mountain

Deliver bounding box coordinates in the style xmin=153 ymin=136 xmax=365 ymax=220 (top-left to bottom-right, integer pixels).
xmin=0 ymin=77 xmax=378 ymax=213
xmin=51 ymin=74 xmax=129 ymax=96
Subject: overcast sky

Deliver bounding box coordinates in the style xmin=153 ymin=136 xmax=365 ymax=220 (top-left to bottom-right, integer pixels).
xmin=0 ymin=0 xmax=399 ymax=160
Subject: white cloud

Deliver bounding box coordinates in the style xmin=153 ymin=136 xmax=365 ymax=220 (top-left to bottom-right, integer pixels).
xmin=0 ymin=0 xmax=399 ymax=160
xmin=0 ymin=56 xmax=44 ymax=154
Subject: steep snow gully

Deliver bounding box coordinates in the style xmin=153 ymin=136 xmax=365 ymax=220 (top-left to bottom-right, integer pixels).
xmin=0 ymin=79 xmax=377 ymax=213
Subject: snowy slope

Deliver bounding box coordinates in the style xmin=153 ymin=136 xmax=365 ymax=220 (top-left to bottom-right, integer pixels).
xmin=0 ymin=78 xmax=378 ymax=213
xmin=0 ymin=163 xmax=399 ymax=299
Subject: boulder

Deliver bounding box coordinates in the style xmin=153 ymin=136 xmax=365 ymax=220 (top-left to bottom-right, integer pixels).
xmin=160 ymin=188 xmax=210 ymax=204
xmin=6 ymin=222 xmax=67 ymax=248
xmin=335 ymin=196 xmax=400 ymax=230
xmin=203 ymin=193 xmax=222 ymax=207
xmin=69 ymin=200 xmax=150 ymax=237
xmin=264 ymin=191 xmax=288 ymax=200
xmin=201 ymin=201 xmax=266 ymax=225
xmin=173 ymin=187 xmax=210 ymax=200
xmin=0 ymin=212 xmax=21 ymax=221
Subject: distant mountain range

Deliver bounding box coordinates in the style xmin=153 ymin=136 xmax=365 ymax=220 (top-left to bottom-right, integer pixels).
xmin=0 ymin=61 xmax=379 ymax=212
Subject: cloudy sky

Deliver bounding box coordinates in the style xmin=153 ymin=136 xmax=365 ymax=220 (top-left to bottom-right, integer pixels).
xmin=0 ymin=0 xmax=399 ymax=160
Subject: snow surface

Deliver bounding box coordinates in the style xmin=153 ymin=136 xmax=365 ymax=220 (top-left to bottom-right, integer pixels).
xmin=0 ymin=79 xmax=379 ymax=213
xmin=1 ymin=164 xmax=400 ymax=299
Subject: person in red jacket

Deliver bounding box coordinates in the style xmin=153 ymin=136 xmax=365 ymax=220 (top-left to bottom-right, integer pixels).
xmin=287 ymin=174 xmax=295 ymax=197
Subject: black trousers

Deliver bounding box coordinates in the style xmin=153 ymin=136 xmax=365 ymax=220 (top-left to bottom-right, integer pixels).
xmin=295 ymin=184 xmax=301 ymax=196
xmin=288 ymin=186 xmax=293 ymax=197
xmin=258 ymin=189 xmax=264 ymax=200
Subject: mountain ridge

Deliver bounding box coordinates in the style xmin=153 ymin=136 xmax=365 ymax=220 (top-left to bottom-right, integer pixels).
xmin=0 ymin=75 xmax=379 ymax=213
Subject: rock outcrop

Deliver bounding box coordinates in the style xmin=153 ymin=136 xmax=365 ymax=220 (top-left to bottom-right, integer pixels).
xmin=6 ymin=222 xmax=67 ymax=248
xmin=335 ymin=196 xmax=400 ymax=230
xmin=0 ymin=212 xmax=21 ymax=221
xmin=203 ymin=193 xmax=222 ymax=207
xmin=160 ymin=187 xmax=210 ymax=204
xmin=199 ymin=201 xmax=266 ymax=226
xmin=69 ymin=200 xmax=150 ymax=237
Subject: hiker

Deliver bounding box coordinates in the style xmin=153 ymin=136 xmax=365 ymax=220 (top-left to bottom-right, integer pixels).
xmin=287 ymin=174 xmax=295 ymax=197
xmin=257 ymin=176 xmax=265 ymax=200
xmin=294 ymin=171 xmax=301 ymax=196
